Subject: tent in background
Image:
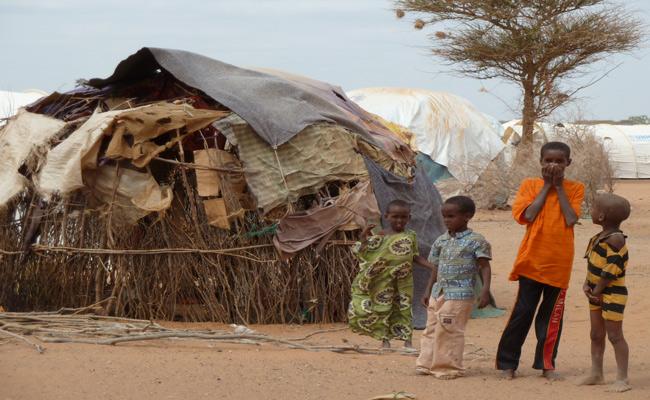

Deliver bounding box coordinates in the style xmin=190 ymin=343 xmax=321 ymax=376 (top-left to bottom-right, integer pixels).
xmin=0 ymin=89 xmax=47 ymax=122
xmin=347 ymin=87 xmax=506 ymax=189
xmin=590 ymin=125 xmax=650 ymax=179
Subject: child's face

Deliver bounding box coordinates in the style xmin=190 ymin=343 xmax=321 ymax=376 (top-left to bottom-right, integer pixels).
xmin=385 ymin=205 xmax=410 ymax=232
xmin=540 ymin=149 xmax=571 ymax=172
xmin=440 ymin=203 xmax=472 ymax=233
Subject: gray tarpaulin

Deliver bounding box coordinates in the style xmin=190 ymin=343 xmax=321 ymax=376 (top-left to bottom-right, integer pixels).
xmin=87 ymin=47 xmax=376 ymax=149
xmin=363 ymin=155 xmax=445 ymax=329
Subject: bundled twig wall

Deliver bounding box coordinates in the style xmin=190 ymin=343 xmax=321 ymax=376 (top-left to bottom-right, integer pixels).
xmin=0 ymin=184 xmax=358 ymax=324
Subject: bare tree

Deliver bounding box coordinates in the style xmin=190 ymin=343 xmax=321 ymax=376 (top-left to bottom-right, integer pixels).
xmin=394 ymin=0 xmax=646 ymax=154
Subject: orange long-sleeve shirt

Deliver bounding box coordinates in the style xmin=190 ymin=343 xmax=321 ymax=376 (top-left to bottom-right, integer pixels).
xmin=509 ymin=178 xmax=585 ymax=289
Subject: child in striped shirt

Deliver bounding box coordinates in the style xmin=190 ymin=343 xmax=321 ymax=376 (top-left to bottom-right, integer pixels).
xmin=578 ymin=193 xmax=631 ymax=393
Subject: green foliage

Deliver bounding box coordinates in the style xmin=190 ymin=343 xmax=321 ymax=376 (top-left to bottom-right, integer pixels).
xmin=628 ymin=115 xmax=650 ymax=124
xmin=394 ymin=0 xmax=647 ymax=151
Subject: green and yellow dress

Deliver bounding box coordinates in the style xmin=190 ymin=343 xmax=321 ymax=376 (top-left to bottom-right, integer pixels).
xmin=348 ymin=230 xmax=416 ymax=341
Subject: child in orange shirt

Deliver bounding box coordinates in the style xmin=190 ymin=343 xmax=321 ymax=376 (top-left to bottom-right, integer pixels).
xmin=496 ymin=142 xmax=585 ymax=381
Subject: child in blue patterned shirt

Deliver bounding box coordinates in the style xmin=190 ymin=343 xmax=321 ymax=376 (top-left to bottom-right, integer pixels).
xmin=415 ymin=195 xmax=492 ymax=379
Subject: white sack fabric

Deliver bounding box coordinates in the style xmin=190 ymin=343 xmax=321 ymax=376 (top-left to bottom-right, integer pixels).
xmin=0 ymin=109 xmax=65 ymax=206
xmin=35 ymin=108 xmax=124 ymax=197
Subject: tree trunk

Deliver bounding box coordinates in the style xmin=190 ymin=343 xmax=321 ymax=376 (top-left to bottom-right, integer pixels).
xmin=520 ymin=86 xmax=535 ymax=151
xmin=515 ymin=81 xmax=536 ymax=164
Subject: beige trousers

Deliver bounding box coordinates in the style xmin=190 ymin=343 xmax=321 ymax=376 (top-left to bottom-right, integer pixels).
xmin=416 ymin=294 xmax=474 ymax=378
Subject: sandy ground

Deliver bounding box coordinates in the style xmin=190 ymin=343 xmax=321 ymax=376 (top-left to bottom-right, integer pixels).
xmin=2 ymin=180 xmax=650 ymax=400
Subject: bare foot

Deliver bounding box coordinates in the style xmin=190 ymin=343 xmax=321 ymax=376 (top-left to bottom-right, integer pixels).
xmin=412 ymin=369 xmax=430 ymax=376
xmin=499 ymin=370 xmax=515 ymax=380
xmin=576 ymin=375 xmax=605 ymax=386
xmin=381 ymin=339 xmax=390 ymax=349
xmin=542 ymin=369 xmax=564 ymax=381
xmin=607 ymin=379 xmax=631 ymax=393
xmin=404 ymin=340 xmax=413 ymax=348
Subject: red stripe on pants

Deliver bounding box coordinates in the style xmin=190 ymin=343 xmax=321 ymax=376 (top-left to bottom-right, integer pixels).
xmin=542 ymin=288 xmax=566 ymax=370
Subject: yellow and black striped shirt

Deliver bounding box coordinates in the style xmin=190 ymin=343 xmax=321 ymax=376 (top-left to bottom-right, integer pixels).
xmin=585 ymin=231 xmax=628 ymax=318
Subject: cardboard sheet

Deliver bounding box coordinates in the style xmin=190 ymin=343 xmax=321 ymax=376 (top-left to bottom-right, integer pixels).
xmin=193 ymin=149 xmax=246 ymax=198
xmin=203 ymin=198 xmax=244 ymax=230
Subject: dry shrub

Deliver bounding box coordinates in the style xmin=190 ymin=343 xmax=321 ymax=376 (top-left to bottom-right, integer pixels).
xmin=468 ymin=153 xmax=536 ymax=209
xmin=440 ymin=123 xmax=615 ymax=213
xmin=436 ymin=152 xmax=538 ymax=209
xmin=552 ymin=123 xmax=616 ymax=213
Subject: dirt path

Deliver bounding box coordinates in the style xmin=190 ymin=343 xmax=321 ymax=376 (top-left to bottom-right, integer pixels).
xmin=2 ymin=181 xmax=649 ymax=400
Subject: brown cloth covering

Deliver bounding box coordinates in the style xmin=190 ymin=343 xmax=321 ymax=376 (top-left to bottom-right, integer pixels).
xmin=273 ymin=180 xmax=380 ymax=260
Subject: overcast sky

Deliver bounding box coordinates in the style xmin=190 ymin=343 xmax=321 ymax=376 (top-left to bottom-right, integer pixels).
xmin=1 ymin=0 xmax=649 ymax=121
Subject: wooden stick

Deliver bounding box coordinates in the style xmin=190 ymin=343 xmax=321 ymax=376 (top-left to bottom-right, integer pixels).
xmin=70 ymin=297 xmax=116 ymax=315
xmin=0 ymin=249 xmax=24 ymax=255
xmin=34 ymin=332 xmax=418 ymax=356
xmin=176 ymin=128 xmax=208 ymax=249
xmin=153 ymin=156 xmax=244 ymax=173
xmin=0 ymin=328 xmax=46 ymax=353
xmin=27 ymin=244 xmax=276 ymax=256
xmin=37 ymin=332 xmax=314 ymax=350
xmin=288 ymin=327 xmax=349 ymax=341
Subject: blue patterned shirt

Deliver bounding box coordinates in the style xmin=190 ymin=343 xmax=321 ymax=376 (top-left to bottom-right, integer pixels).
xmin=428 ymin=229 xmax=492 ymax=300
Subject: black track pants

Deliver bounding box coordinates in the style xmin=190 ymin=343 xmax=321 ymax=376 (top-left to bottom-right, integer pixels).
xmin=496 ymin=276 xmax=566 ymax=371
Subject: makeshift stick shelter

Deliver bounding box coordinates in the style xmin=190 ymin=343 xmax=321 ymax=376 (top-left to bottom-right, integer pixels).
xmin=0 ymin=48 xmax=444 ymax=325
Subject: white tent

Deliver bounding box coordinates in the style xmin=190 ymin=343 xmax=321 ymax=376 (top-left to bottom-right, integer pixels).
xmin=503 ymin=120 xmax=650 ymax=179
xmin=1 ymin=89 xmax=47 ymax=121
xmin=591 ymin=125 xmax=650 ymax=179
xmin=347 ymin=87 xmax=505 ymax=184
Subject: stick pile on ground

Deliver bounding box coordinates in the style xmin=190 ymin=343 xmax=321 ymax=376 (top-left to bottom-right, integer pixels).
xmin=0 ymin=310 xmax=422 ymax=357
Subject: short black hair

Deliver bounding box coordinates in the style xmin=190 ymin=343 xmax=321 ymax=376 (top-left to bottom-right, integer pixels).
xmin=540 ymin=141 xmax=571 ymax=159
xmin=597 ymin=194 xmax=631 ymax=224
xmin=386 ymin=199 xmax=410 ymax=214
xmin=444 ymin=196 xmax=475 ymax=216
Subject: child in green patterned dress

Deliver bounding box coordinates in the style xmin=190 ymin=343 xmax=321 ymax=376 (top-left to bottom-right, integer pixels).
xmin=348 ymin=199 xmax=436 ymax=348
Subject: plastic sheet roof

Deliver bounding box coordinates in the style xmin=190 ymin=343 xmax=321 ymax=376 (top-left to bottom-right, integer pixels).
xmin=347 ymin=87 xmax=505 ymax=183
xmin=87 ymin=47 xmax=375 ymax=150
